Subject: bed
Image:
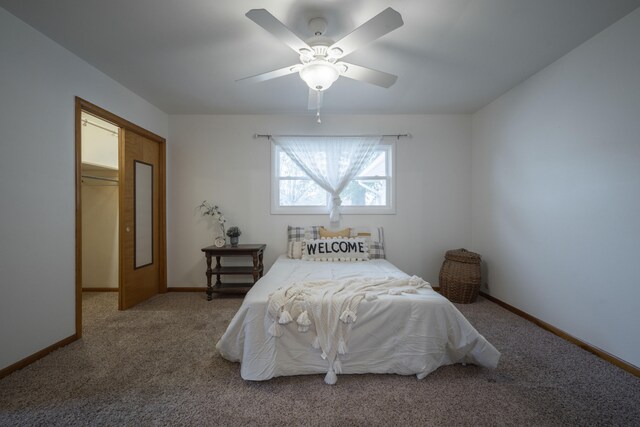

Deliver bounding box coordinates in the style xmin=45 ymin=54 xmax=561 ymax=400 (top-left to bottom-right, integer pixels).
xmin=216 ymin=246 xmax=500 ymax=384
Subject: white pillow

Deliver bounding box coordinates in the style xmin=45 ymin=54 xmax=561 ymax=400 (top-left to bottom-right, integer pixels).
xmin=302 ymin=237 xmax=369 ymax=262
xmin=287 ymin=241 xmax=304 ymax=259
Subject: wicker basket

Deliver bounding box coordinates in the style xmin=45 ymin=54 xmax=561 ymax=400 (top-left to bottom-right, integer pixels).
xmin=439 ymin=248 xmax=481 ymax=304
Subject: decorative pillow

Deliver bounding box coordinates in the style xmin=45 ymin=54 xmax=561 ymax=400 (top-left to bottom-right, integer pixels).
xmin=304 ymin=225 xmax=321 ymax=240
xmin=319 ymin=227 xmax=351 ymax=238
xmin=369 ymin=241 xmax=385 ymax=259
xmin=350 ymin=226 xmax=386 ymax=259
xmin=302 ymin=237 xmax=369 ymax=262
xmin=287 ymin=241 xmax=304 ymax=259
xmin=350 ymin=226 xmax=372 ymax=239
xmin=288 ymin=226 xmax=384 ymax=258
xmin=287 ymin=226 xmax=306 ymax=243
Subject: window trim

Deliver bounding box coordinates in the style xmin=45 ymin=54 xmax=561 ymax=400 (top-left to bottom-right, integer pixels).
xmin=270 ymin=141 xmax=396 ymax=215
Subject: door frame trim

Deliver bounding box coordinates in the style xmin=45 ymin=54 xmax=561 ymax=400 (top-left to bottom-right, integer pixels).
xmin=75 ymin=97 xmax=167 ymax=337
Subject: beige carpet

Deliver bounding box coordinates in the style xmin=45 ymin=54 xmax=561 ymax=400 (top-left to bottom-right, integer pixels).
xmin=0 ymin=292 xmax=638 ymax=426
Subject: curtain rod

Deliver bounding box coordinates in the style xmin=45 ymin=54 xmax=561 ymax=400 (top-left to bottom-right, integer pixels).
xmin=254 ymin=133 xmax=410 ymax=140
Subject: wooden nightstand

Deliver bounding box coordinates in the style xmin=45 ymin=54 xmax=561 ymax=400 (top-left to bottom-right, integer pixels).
xmin=201 ymin=244 xmax=266 ymax=300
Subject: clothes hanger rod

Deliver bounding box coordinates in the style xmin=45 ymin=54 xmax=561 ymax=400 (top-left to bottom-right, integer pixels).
xmin=81 ymin=174 xmax=119 ymax=183
xmin=82 ymin=118 xmax=118 ymax=136
xmin=253 ymin=133 xmax=410 ymax=140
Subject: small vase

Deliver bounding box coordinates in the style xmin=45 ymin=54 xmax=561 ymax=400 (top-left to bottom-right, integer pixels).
xmin=230 ymin=236 xmax=239 ymax=247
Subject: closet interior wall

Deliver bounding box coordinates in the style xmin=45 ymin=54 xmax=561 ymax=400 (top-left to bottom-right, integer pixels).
xmin=81 ymin=112 xmax=119 ymax=290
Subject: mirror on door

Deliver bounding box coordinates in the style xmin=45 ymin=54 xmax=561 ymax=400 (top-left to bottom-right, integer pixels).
xmin=134 ymin=161 xmax=153 ymax=268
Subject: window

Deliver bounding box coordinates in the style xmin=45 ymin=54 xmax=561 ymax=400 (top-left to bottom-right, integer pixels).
xmin=271 ymin=142 xmax=395 ymax=214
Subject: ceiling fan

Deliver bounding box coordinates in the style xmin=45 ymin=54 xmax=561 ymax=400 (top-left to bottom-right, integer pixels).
xmin=237 ymin=7 xmax=404 ymax=115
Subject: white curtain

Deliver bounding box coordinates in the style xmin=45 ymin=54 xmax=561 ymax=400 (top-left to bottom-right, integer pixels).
xmin=273 ymin=136 xmax=381 ymax=222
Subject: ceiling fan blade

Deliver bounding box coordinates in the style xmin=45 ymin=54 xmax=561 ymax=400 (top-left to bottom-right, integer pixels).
xmin=329 ymin=8 xmax=403 ymax=59
xmin=338 ymin=62 xmax=398 ymax=88
xmin=246 ymin=9 xmax=312 ymax=54
xmin=236 ymin=65 xmax=300 ymax=84
xmin=308 ymin=89 xmax=323 ymax=110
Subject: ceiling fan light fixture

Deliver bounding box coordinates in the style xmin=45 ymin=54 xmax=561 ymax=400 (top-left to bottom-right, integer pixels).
xmin=298 ymin=48 xmax=313 ymax=63
xmin=299 ymin=61 xmax=340 ymax=91
xmin=329 ymin=47 xmax=343 ymax=58
xmin=241 ymin=7 xmax=403 ymax=102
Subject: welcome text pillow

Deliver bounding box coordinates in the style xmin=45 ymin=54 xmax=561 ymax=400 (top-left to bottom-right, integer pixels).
xmin=302 ymin=237 xmax=369 ymax=261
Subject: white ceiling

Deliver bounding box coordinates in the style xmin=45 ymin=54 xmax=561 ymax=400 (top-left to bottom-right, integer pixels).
xmin=2 ymin=0 xmax=638 ymax=114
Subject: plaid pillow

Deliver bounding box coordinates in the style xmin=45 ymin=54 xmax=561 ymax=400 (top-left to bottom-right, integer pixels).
xmin=350 ymin=226 xmax=386 ymax=259
xmin=369 ymin=241 xmax=386 ymax=259
xmin=305 ymin=225 xmax=321 ymax=240
xmin=287 ymin=226 xmax=306 ymax=243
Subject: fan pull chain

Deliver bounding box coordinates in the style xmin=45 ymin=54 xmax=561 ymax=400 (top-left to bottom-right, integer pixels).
xmin=316 ymin=92 xmax=322 ymax=124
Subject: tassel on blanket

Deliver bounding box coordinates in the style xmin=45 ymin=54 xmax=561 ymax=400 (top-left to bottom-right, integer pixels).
xmin=312 ymin=336 xmax=320 ymax=350
xmin=338 ymin=338 xmax=348 ymax=355
xmin=324 ymin=369 xmax=337 ymax=385
xmin=340 ymin=309 xmax=357 ymax=324
xmin=268 ymin=321 xmax=282 ymax=337
xmin=297 ymin=311 xmax=311 ymax=332
xmin=278 ymin=310 xmax=293 ymax=325
xmin=333 ymin=360 xmax=343 ymax=374
xmin=297 ymin=310 xmax=311 ymax=325
xmin=296 ymin=310 xmax=311 ymax=332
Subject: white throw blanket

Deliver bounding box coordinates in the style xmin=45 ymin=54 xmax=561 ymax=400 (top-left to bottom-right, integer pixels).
xmin=266 ymin=276 xmax=431 ymax=384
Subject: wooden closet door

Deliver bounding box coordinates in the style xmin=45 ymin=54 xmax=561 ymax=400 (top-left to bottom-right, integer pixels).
xmin=119 ymin=130 xmax=160 ymax=309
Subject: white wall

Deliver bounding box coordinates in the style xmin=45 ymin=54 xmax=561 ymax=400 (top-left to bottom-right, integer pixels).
xmin=0 ymin=8 xmax=168 ymax=370
xmin=471 ymin=9 xmax=640 ymax=367
xmin=168 ymin=114 xmax=471 ymax=288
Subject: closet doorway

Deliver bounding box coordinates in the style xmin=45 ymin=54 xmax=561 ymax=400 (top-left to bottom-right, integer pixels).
xmin=80 ymin=112 xmax=119 ymax=294
xmin=75 ymin=97 xmax=167 ymax=338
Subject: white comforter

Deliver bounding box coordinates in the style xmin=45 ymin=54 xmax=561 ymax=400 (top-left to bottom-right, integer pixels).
xmin=216 ymin=256 xmax=500 ymax=382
